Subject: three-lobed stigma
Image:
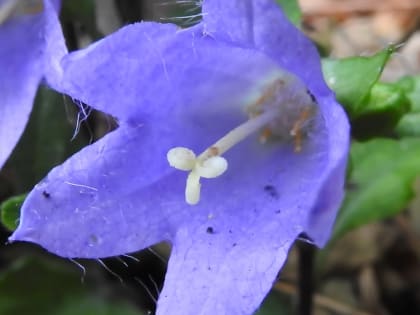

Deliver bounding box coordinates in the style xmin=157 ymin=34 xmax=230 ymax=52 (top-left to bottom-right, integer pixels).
xmin=167 ymin=147 xmax=228 ymax=205
xmin=167 ymin=70 xmax=319 ymax=205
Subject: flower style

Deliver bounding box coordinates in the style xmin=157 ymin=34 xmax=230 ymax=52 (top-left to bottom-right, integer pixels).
xmin=0 ymin=0 xmax=65 ymax=169
xmin=10 ymin=0 xmax=349 ymax=314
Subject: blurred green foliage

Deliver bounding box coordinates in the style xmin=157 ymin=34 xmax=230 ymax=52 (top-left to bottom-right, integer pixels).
xmin=255 ymin=290 xmax=292 ymax=315
xmin=350 ymin=81 xmax=410 ymax=138
xmin=61 ymin=0 xmax=99 ymax=39
xmin=0 ymin=257 xmax=143 ymax=315
xmin=323 ymin=47 xmax=420 ymax=240
xmin=322 ymin=46 xmax=412 ymax=138
xmin=0 ymin=194 xmax=25 ymax=231
xmin=6 ymin=87 xmax=88 ymax=193
xmin=322 ymin=47 xmax=393 ymax=115
xmin=333 ymin=138 xmax=420 ymax=240
xmin=1 ymin=86 xmax=89 ymax=232
xmin=395 ymin=75 xmax=420 ymax=137
xmin=276 ymin=0 xmax=301 ymax=25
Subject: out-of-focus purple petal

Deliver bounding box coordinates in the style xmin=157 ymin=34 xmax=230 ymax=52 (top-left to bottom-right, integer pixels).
xmin=0 ymin=0 xmax=65 ymax=169
xmin=42 ymin=0 xmax=67 ymax=86
xmin=0 ymin=13 xmax=42 ymax=168
xmin=49 ymin=0 xmax=61 ymax=11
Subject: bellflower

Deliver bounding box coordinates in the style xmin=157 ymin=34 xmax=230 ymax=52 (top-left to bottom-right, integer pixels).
xmin=0 ymin=0 xmax=65 ymax=168
xmin=10 ymin=0 xmax=349 ymax=314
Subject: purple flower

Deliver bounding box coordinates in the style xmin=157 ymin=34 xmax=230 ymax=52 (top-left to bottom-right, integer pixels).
xmin=10 ymin=0 xmax=349 ymax=314
xmin=0 ymin=0 xmax=65 ymax=168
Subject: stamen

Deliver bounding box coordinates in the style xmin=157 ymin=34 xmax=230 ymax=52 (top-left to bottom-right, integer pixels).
xmin=195 ymin=156 xmax=228 ymax=178
xmin=198 ymin=109 xmax=277 ymax=160
xmin=290 ymin=106 xmax=313 ymax=152
xmin=259 ymin=128 xmax=272 ymax=144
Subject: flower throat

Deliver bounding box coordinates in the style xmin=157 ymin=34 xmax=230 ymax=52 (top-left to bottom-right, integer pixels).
xmin=167 ymin=71 xmax=319 ymax=205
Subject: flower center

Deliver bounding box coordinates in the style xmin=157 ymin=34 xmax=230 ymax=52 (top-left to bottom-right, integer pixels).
xmin=0 ymin=0 xmax=43 ymax=25
xmin=167 ymin=71 xmax=318 ymax=205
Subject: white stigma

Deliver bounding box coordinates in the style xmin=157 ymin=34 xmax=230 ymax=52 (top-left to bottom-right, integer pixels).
xmin=167 ymin=71 xmax=318 ymax=205
xmin=168 ymin=147 xmax=229 ymax=205
xmin=195 ymin=156 xmax=228 ymax=179
xmin=167 ymin=147 xmax=228 ymax=203
xmin=166 ymin=110 xmax=279 ymax=205
xmin=167 ymin=147 xmax=196 ymax=171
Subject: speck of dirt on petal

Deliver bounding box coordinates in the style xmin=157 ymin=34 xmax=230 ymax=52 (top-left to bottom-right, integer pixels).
xmin=42 ymin=190 xmax=51 ymax=199
xmin=206 ymin=226 xmax=214 ymax=234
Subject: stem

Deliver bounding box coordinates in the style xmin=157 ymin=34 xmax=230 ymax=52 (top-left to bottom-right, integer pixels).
xmin=297 ymin=241 xmax=315 ymax=315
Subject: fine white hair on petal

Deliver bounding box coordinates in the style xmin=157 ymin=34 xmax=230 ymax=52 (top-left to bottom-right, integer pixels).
xmin=64 ymin=98 xmax=94 ymax=142
xmin=156 ymin=0 xmax=203 ymax=27
xmin=67 ymin=258 xmax=87 ymax=282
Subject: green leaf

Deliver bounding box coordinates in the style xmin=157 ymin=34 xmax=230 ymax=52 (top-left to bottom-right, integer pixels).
xmin=322 ymin=46 xmax=411 ymax=138
xmin=322 ymin=47 xmax=394 ymax=117
xmin=276 ymin=0 xmax=302 ymax=26
xmin=395 ymin=75 xmax=420 ymax=137
xmin=351 ymin=81 xmax=410 ymax=138
xmin=399 ymin=75 xmax=420 ymax=111
xmin=395 ymin=113 xmax=420 ymax=137
xmin=0 ymin=258 xmax=144 ymax=315
xmin=333 ymin=138 xmax=420 ymax=240
xmin=0 ymin=194 xmax=25 ymax=230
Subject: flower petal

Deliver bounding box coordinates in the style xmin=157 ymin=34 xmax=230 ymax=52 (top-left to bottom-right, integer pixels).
xmin=202 ymin=0 xmax=330 ymax=96
xmin=53 ymin=22 xmax=283 ymax=123
xmin=202 ymin=0 xmax=350 ymax=245
xmin=11 ymin=0 xmax=347 ymax=277
xmin=11 ymin=92 xmax=330 ymax=259
xmin=0 ymin=14 xmax=43 ymax=168
xmin=42 ymin=0 xmax=67 ymax=85
xmin=305 ymin=97 xmax=349 ymax=245
xmin=0 ymin=0 xmax=65 ymax=169
xmin=9 ymin=125 xmax=178 ymax=257
xmin=9 ymin=2 xmax=350 ymax=315
xmin=157 ymin=222 xmax=299 ymax=315
xmin=10 ymin=105 xmax=335 ymax=315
